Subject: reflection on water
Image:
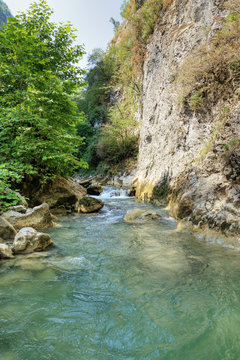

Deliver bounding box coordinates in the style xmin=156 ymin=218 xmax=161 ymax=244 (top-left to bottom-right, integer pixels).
xmin=0 ymin=187 xmax=240 ymax=359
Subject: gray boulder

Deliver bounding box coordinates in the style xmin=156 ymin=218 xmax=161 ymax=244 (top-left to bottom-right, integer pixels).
xmin=124 ymin=208 xmax=162 ymax=223
xmin=110 ymin=190 xmax=121 ymax=197
xmin=8 ymin=205 xmax=27 ymax=214
xmin=0 ymin=244 xmax=14 ymax=259
xmin=77 ymin=197 xmax=104 ymax=213
xmin=13 ymin=227 xmax=53 ymax=254
xmin=3 ymin=203 xmax=53 ymax=231
xmin=0 ymin=216 xmax=17 ymax=242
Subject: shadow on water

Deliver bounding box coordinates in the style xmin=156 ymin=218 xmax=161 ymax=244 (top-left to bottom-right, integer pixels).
xmin=1 ymin=187 xmax=240 ymax=360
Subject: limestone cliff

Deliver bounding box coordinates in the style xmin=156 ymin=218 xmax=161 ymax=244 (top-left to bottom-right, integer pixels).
xmin=135 ymin=0 xmax=240 ymax=235
xmin=0 ymin=0 xmax=12 ymax=24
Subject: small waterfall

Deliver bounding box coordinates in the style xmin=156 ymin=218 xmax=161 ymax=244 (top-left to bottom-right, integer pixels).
xmin=99 ymin=187 xmax=129 ymax=199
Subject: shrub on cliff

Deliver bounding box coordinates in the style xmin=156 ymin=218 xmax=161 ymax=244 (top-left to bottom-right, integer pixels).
xmin=176 ymin=1 xmax=240 ymax=108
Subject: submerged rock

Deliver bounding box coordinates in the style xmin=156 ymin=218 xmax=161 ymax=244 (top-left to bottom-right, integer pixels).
xmin=87 ymin=183 xmax=103 ymax=196
xmin=0 ymin=244 xmax=14 ymax=259
xmin=77 ymin=197 xmax=104 ymax=213
xmin=124 ymin=208 xmax=162 ymax=223
xmin=110 ymin=190 xmax=121 ymax=197
xmin=45 ymin=255 xmax=90 ymax=272
xmin=13 ymin=227 xmax=53 ymax=254
xmin=3 ymin=203 xmax=53 ymax=231
xmin=14 ymin=258 xmax=46 ymax=271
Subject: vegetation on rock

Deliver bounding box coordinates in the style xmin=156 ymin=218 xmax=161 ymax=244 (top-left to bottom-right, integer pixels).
xmin=77 ymin=0 xmax=165 ymax=174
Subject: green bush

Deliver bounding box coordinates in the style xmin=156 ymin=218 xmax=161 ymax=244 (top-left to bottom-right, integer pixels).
xmin=0 ymin=164 xmax=23 ymax=210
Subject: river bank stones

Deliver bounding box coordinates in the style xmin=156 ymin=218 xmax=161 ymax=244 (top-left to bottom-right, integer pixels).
xmin=0 ymin=244 xmax=14 ymax=259
xmin=13 ymin=227 xmax=53 ymax=254
xmin=3 ymin=203 xmax=53 ymax=232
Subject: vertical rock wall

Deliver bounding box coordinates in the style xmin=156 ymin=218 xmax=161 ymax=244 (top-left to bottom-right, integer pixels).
xmin=136 ymin=0 xmax=240 ymax=235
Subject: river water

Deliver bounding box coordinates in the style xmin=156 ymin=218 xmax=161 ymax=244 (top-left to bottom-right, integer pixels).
xmin=0 ymin=187 xmax=240 ymax=359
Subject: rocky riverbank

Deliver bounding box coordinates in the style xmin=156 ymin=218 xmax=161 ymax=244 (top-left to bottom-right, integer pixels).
xmin=0 ymin=177 xmax=105 ymax=260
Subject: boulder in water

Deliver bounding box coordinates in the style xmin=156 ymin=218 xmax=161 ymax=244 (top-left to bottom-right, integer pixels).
xmin=0 ymin=244 xmax=14 ymax=259
xmin=77 ymin=197 xmax=104 ymax=213
xmin=87 ymin=183 xmax=103 ymax=196
xmin=110 ymin=190 xmax=121 ymax=197
xmin=127 ymin=187 xmax=136 ymax=197
xmin=34 ymin=177 xmax=87 ymax=214
xmin=124 ymin=208 xmax=162 ymax=223
xmin=13 ymin=227 xmax=53 ymax=254
xmin=3 ymin=203 xmax=53 ymax=231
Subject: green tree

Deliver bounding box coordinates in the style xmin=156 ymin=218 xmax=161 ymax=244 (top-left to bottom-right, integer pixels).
xmin=109 ymin=17 xmax=120 ymax=32
xmin=97 ymin=101 xmax=138 ymax=165
xmin=0 ymin=0 xmax=86 ymax=186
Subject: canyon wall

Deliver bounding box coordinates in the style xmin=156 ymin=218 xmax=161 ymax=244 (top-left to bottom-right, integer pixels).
xmin=135 ymin=0 xmax=240 ymax=235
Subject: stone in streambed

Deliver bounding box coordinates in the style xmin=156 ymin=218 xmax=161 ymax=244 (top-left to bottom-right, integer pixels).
xmin=87 ymin=183 xmax=103 ymax=196
xmin=34 ymin=177 xmax=87 ymax=214
xmin=15 ymin=258 xmax=46 ymax=271
xmin=0 ymin=244 xmax=14 ymax=259
xmin=3 ymin=203 xmax=53 ymax=231
xmin=13 ymin=227 xmax=53 ymax=254
xmin=127 ymin=187 xmax=136 ymax=197
xmin=77 ymin=197 xmax=104 ymax=213
xmin=110 ymin=190 xmax=121 ymax=197
xmin=124 ymin=208 xmax=162 ymax=223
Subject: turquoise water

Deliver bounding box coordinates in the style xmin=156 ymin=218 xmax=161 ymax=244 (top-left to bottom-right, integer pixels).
xmin=1 ymin=188 xmax=240 ymax=360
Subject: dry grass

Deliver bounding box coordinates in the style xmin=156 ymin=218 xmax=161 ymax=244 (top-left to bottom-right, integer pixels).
xmin=162 ymin=0 xmax=175 ymax=9
xmin=175 ymin=2 xmax=240 ymax=107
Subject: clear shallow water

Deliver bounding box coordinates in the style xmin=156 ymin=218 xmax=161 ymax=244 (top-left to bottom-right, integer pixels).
xmin=1 ymin=188 xmax=240 ymax=360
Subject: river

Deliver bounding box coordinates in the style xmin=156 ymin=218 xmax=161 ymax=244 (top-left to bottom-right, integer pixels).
xmin=0 ymin=187 xmax=240 ymax=359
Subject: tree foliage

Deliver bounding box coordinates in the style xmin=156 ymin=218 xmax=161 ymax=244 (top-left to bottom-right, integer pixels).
xmin=0 ymin=0 xmax=86 ymax=208
xmin=77 ymin=1 xmax=164 ymax=173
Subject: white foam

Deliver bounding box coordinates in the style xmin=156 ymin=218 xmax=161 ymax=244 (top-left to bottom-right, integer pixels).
xmin=99 ymin=187 xmax=129 ymax=200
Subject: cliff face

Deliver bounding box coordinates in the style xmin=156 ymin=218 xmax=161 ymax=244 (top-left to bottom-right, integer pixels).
xmin=135 ymin=0 xmax=240 ymax=235
xmin=0 ymin=0 xmax=12 ymax=24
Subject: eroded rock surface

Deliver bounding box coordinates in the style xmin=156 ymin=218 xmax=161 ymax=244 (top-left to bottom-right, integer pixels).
xmin=134 ymin=0 xmax=240 ymax=235
xmin=87 ymin=183 xmax=103 ymax=196
xmin=77 ymin=197 xmax=104 ymax=213
xmin=34 ymin=177 xmax=87 ymax=214
xmin=3 ymin=203 xmax=53 ymax=231
xmin=0 ymin=244 xmax=14 ymax=259
xmin=0 ymin=216 xmax=17 ymax=242
xmin=13 ymin=227 xmax=53 ymax=254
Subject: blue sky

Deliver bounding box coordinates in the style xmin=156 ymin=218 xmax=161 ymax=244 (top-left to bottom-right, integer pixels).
xmin=5 ymin=0 xmax=123 ymax=68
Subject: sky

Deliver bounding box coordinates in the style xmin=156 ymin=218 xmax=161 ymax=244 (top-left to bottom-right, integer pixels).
xmin=5 ymin=0 xmax=123 ymax=68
